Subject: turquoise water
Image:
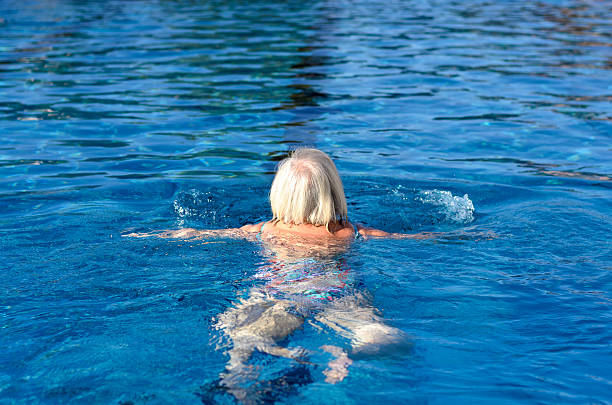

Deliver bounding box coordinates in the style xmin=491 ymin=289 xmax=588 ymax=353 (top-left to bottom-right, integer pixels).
xmin=1 ymin=0 xmax=611 ymax=403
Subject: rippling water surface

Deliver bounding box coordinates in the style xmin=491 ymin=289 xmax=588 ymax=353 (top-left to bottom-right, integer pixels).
xmin=1 ymin=0 xmax=611 ymax=403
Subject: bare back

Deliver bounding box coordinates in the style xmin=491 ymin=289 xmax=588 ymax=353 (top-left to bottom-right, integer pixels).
xmin=241 ymin=220 xmax=356 ymax=240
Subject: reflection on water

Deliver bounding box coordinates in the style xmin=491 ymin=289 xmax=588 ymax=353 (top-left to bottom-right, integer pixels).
xmin=1 ymin=0 xmax=610 ymax=191
xmin=274 ymin=17 xmax=337 ymax=155
xmin=442 ymin=157 xmax=612 ymax=182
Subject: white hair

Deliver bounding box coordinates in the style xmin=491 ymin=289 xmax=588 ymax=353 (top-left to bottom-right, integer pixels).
xmin=269 ymin=148 xmax=347 ymax=230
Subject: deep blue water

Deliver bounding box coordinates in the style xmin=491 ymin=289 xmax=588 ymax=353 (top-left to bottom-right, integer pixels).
xmin=1 ymin=0 xmax=611 ymax=403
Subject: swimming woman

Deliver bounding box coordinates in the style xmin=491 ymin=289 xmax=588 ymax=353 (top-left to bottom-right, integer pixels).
xmin=126 ymin=148 xmax=432 ymax=399
xmin=128 ymin=148 xmax=434 ymax=241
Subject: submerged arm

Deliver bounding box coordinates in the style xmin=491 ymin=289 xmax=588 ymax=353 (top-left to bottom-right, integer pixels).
xmin=355 ymin=224 xmax=437 ymax=239
xmin=355 ymin=224 xmax=495 ymax=240
xmin=123 ymin=223 xmax=264 ymax=240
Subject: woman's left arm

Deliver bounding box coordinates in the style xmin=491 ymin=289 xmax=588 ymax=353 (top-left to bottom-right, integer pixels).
xmin=122 ymin=222 xmax=266 ymax=240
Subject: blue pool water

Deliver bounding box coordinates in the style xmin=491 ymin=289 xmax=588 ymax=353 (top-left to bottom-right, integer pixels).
xmin=1 ymin=0 xmax=611 ymax=403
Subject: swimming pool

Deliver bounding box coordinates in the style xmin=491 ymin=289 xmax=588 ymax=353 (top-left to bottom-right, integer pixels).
xmin=1 ymin=0 xmax=611 ymax=403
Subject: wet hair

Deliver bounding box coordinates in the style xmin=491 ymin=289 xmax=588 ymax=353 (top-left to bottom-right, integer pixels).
xmin=269 ymin=148 xmax=347 ymax=230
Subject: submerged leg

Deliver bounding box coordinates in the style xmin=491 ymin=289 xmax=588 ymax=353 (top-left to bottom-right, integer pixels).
xmin=321 ymin=345 xmax=353 ymax=384
xmin=316 ymin=293 xmax=410 ymax=358
xmin=219 ymin=344 xmax=257 ymax=404
xmin=215 ymin=292 xmax=308 ymax=401
xmin=258 ymin=343 xmax=308 ymax=362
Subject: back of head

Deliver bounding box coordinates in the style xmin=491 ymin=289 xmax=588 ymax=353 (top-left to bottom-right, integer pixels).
xmin=269 ymin=148 xmax=347 ymax=229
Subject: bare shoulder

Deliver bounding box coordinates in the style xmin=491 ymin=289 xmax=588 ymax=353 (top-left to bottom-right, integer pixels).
xmin=240 ymin=222 xmax=265 ymax=233
xmin=331 ymin=223 xmax=356 ymax=238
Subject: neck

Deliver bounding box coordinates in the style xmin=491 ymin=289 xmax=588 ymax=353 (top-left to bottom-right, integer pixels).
xmin=273 ymin=220 xmax=346 ymax=233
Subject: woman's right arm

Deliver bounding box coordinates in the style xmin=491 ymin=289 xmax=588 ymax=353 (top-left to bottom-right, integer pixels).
xmin=355 ymin=224 xmax=494 ymax=240
xmin=356 ymin=224 xmax=437 ymax=239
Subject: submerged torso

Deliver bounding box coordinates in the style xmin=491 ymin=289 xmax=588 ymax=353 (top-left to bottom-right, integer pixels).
xmin=252 ymin=221 xmax=359 ymax=310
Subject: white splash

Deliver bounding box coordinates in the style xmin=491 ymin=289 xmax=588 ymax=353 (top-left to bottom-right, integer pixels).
xmin=173 ymin=189 xmax=217 ymax=222
xmin=417 ymin=189 xmax=475 ymax=223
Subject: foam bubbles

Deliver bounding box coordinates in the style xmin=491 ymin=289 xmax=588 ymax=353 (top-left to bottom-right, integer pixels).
xmin=416 ymin=189 xmax=475 ymax=224
xmin=173 ymin=189 xmax=229 ymax=228
xmin=171 ymin=184 xmax=270 ymax=228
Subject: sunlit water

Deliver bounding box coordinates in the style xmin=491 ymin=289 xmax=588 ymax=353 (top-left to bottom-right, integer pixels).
xmin=1 ymin=0 xmax=611 ymax=403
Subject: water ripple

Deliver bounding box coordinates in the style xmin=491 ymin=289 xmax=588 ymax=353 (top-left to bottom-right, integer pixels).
xmin=1 ymin=0 xmax=610 ymax=194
